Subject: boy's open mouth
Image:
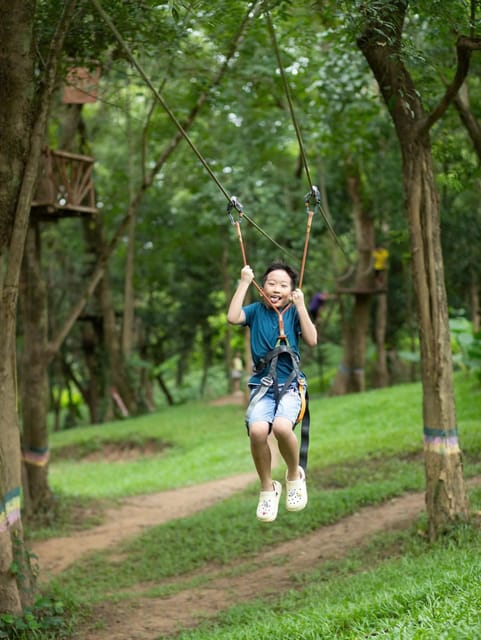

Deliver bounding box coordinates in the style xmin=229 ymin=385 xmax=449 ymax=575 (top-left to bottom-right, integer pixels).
xmin=269 ymin=296 xmax=285 ymax=307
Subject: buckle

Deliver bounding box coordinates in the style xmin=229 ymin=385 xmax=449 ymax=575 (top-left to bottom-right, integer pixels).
xmin=260 ymin=376 xmax=273 ymax=387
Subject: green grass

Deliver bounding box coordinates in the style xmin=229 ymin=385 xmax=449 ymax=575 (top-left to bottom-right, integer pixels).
xmin=174 ymin=520 xmax=481 ymax=639
xmin=46 ymin=373 xmax=481 ymax=500
xmin=35 ymin=373 xmax=481 ymax=639
xmin=48 ymin=403 xmax=252 ymax=498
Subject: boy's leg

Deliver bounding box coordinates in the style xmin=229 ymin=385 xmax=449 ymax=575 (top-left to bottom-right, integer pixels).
xmin=272 ymin=417 xmax=300 ymax=481
xmin=250 ymin=420 xmax=282 ymax=522
xmin=249 ymin=421 xmax=273 ymax=490
xmin=274 ymin=416 xmax=307 ymax=511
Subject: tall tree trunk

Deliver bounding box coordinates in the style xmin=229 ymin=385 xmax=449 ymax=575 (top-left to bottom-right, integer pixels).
xmin=79 ymin=318 xmax=104 ymax=423
xmin=330 ymin=165 xmax=375 ymax=394
xmin=20 ymin=225 xmax=52 ymax=515
xmin=101 ymin=272 xmax=139 ymax=415
xmin=374 ymin=292 xmax=389 ymax=387
xmin=404 ymin=142 xmax=468 ymax=538
xmin=0 ymin=0 xmax=77 ymax=612
xmin=221 ymin=237 xmax=234 ymax=391
xmin=453 ymin=82 xmax=481 ymax=159
xmin=122 ymin=109 xmax=136 ymax=358
xmin=357 ymin=1 xmax=478 ymax=538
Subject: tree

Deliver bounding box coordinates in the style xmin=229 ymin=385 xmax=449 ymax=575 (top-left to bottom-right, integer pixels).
xmin=0 ymin=0 xmax=77 ymax=613
xmin=353 ymin=0 xmax=481 ymax=538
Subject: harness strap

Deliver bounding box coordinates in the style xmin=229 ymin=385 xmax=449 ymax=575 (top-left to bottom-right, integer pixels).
xmin=298 ymin=382 xmax=310 ymax=472
xmin=247 ymin=343 xmax=311 ymax=471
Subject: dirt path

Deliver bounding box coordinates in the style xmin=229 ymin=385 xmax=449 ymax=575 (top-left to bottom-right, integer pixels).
xmin=73 ymin=490 xmax=427 ymax=640
xmin=33 ymin=472 xmax=258 ymax=577
xmin=32 ymin=438 xmax=480 ymax=640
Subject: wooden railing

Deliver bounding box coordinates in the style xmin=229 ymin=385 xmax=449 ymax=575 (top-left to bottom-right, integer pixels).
xmin=32 ymin=148 xmax=98 ymax=217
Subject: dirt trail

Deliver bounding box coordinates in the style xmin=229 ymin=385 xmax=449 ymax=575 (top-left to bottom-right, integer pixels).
xmin=33 ymin=472 xmax=258 ymax=577
xmin=34 ymin=476 xmax=429 ymax=640
xmin=73 ymin=490 xmax=427 ymax=640
xmin=31 ymin=427 xmax=480 ymax=640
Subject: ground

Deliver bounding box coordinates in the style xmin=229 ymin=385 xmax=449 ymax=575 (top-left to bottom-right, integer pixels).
xmin=32 ymin=423 xmax=442 ymax=640
xmin=30 ymin=394 xmax=478 ymax=639
xmin=36 ymin=484 xmax=427 ymax=640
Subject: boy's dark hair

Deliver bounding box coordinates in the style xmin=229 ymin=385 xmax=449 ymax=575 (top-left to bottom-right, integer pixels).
xmin=261 ymin=261 xmax=298 ymax=289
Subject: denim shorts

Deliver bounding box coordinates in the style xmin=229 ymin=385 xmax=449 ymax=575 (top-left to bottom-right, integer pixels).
xmin=246 ymin=383 xmax=301 ymax=428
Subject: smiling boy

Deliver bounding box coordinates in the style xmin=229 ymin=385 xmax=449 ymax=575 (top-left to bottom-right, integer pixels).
xmin=227 ymin=261 xmax=317 ymax=522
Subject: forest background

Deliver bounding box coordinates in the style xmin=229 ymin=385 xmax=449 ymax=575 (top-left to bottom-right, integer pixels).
xmin=1 ymin=0 xmax=481 ymax=624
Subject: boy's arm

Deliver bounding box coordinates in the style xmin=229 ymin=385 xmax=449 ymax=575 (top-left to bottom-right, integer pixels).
xmin=227 ymin=265 xmax=254 ymax=325
xmin=292 ymin=288 xmax=318 ymax=347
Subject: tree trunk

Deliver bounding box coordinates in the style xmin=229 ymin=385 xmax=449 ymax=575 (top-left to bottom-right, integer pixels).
xmin=122 ymin=110 xmax=137 ymax=359
xmin=357 ymin=0 xmax=474 ymax=538
xmin=19 ymin=225 xmax=52 ymax=515
xmin=374 ymin=292 xmax=389 ymax=387
xmin=405 ymin=142 xmax=469 ymax=538
xmin=100 ymin=272 xmax=139 ymax=415
xmin=0 ymin=0 xmax=77 ymax=612
xmin=453 ymin=82 xmax=481 ymax=159
xmin=330 ymin=165 xmax=375 ymax=395
xmin=81 ymin=215 xmax=139 ymax=419
xmin=78 ymin=318 xmax=104 ymax=423
xmin=0 ymin=0 xmax=38 ymax=612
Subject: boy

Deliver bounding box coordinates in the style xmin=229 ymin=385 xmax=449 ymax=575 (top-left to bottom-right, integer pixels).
xmin=227 ymin=261 xmax=317 ymax=522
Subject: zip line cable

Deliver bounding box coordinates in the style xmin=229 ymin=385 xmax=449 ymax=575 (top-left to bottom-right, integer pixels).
xmin=89 ymin=0 xmax=294 ymax=261
xmin=263 ymin=0 xmax=351 ymax=266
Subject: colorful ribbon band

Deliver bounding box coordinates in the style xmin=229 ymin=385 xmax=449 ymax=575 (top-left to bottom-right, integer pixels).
xmin=0 ymin=487 xmax=21 ymax=532
xmin=423 ymin=426 xmax=460 ymax=455
xmin=22 ymin=446 xmax=50 ymax=467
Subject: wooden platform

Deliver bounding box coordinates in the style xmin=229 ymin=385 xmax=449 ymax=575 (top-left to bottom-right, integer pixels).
xmin=31 ymin=148 xmax=98 ymax=219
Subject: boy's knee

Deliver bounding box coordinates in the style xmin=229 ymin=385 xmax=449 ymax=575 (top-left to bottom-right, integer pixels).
xmin=272 ymin=418 xmax=293 ymax=440
xmin=249 ymin=421 xmax=270 ymax=442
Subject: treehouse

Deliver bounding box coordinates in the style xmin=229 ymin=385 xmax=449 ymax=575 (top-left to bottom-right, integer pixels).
xmin=31 ymin=148 xmax=98 ymax=220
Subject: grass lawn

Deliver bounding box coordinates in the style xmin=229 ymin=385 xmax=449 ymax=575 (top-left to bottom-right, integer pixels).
xmin=30 ymin=373 xmax=481 ymax=639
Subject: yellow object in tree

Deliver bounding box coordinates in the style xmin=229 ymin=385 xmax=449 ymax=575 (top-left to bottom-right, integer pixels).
xmin=373 ymin=247 xmax=389 ymax=271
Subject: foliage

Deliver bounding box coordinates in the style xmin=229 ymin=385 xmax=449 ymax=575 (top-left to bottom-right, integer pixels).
xmin=5 ymin=0 xmax=472 ymax=425
xmin=450 ymin=316 xmax=481 ymax=382
xmin=0 ymin=596 xmax=73 ymax=640
xmin=1 ymin=535 xmax=74 ymax=639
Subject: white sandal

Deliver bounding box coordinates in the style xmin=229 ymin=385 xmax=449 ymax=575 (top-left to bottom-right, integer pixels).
xmin=256 ymin=480 xmax=282 ymax=522
xmin=286 ymin=466 xmax=308 ymax=512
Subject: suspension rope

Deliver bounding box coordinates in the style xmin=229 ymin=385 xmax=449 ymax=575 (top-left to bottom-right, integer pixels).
xmin=90 ymin=0 xmax=296 ymax=261
xmin=91 ymin=0 xmax=349 ymax=286
xmin=91 ymin=0 xmax=233 ymax=202
xmin=264 ymin=1 xmax=314 ymax=191
xmin=263 ymin=1 xmax=351 ymax=265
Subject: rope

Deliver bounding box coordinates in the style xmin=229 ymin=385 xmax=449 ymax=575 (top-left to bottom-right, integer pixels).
xmin=91 ymin=0 xmax=349 ymax=275
xmin=263 ymin=1 xmax=352 ymax=265
xmin=90 ymin=0 xmax=234 ymax=202
xmin=90 ymin=0 xmax=296 ymax=261
xmin=264 ymin=1 xmax=314 ymax=191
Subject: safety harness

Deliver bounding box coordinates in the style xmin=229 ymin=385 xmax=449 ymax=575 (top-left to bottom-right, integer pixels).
xmin=246 ymin=335 xmax=310 ymax=472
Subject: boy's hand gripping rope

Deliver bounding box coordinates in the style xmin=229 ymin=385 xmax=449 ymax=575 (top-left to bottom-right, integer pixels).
xmin=227 ymin=196 xmax=290 ymax=339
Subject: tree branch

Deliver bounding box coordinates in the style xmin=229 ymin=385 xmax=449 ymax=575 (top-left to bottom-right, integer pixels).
xmin=420 ymin=36 xmax=481 ymax=135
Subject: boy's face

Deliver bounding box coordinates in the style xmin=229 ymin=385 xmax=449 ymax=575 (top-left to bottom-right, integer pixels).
xmin=262 ymin=269 xmax=293 ymax=309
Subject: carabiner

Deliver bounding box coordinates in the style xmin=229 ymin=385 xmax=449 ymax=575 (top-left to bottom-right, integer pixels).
xmin=304 ymin=185 xmax=321 ymax=211
xmin=226 ymin=195 xmax=244 ymax=225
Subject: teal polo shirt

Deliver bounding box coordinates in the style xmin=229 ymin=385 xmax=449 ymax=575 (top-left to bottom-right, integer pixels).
xmin=243 ymin=302 xmax=302 ymax=385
